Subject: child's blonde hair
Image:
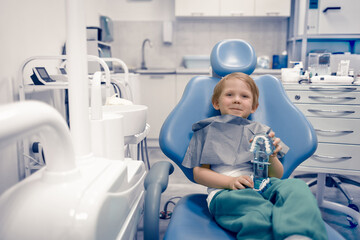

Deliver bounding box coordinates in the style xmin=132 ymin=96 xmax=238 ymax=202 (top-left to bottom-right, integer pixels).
xmin=211 ymin=72 xmax=259 ymax=109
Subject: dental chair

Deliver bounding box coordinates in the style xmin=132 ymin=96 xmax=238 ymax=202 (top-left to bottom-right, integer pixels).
xmin=145 ymin=39 xmax=344 ymax=240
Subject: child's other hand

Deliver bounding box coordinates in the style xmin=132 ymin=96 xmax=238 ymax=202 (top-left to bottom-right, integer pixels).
xmin=229 ymin=175 xmax=254 ymax=190
xmin=268 ymin=131 xmax=282 ymax=157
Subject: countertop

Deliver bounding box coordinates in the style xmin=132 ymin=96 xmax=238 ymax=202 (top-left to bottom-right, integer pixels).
xmin=132 ymin=67 xmax=281 ymax=75
xmin=116 ymin=67 xmax=282 ymax=75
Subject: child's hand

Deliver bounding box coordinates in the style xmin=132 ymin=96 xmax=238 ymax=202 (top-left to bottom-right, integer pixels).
xmin=228 ymin=175 xmax=254 ymax=190
xmin=268 ymin=131 xmax=282 ymax=157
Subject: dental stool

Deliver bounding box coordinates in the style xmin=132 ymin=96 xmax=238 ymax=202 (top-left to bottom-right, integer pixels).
xmin=144 ymin=39 xmax=344 ymax=240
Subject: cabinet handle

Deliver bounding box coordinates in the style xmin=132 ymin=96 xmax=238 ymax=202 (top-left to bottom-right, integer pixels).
xmin=313 ymin=154 xmax=351 ymax=161
xmin=323 ymin=7 xmax=341 ymax=13
xmin=149 ymin=75 xmax=165 ymax=79
xmin=308 ymin=109 xmax=355 ymax=114
xmin=315 ymin=129 xmax=354 ymax=134
xmin=266 ymin=12 xmax=280 ymax=16
xmin=231 ymin=12 xmax=244 ymax=16
xmin=309 ymin=96 xmax=356 ymax=100
xmin=309 ymin=86 xmax=357 ymax=91
xmin=191 ymin=12 xmax=204 ymax=16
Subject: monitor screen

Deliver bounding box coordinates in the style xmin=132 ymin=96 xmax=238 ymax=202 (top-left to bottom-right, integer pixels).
xmin=36 ymin=67 xmax=50 ymax=79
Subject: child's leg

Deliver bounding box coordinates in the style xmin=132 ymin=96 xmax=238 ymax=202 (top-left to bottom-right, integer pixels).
xmin=209 ymin=189 xmax=274 ymax=240
xmin=262 ymin=178 xmax=328 ymax=240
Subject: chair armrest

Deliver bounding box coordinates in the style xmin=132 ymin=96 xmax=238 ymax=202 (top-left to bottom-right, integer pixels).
xmin=144 ymin=161 xmax=174 ymax=240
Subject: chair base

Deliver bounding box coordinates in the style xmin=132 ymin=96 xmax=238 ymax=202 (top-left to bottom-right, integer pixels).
xmin=295 ymin=172 xmax=360 ymax=227
xmin=316 ymin=173 xmax=360 ymax=228
xmin=295 ymin=173 xmax=360 ymax=206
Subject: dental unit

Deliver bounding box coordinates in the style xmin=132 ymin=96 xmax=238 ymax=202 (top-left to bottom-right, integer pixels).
xmin=0 ymin=101 xmax=146 ymax=239
xmin=0 ymin=0 xmax=155 ymax=239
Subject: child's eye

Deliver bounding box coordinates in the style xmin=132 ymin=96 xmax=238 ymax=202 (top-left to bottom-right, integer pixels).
xmin=225 ymin=93 xmax=232 ymax=96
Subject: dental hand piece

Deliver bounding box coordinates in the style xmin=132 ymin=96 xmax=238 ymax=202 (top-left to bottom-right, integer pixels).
xmin=249 ymin=134 xmax=274 ymax=192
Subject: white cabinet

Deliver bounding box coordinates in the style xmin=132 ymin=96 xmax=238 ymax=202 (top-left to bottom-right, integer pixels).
xmin=297 ymin=0 xmax=360 ymax=35
xmin=175 ymin=0 xmax=290 ymax=17
xmin=255 ymin=0 xmax=291 ymax=16
xmin=137 ymin=74 xmax=176 ymax=141
xmin=284 ymin=84 xmax=360 ymax=175
xmin=289 ymin=0 xmax=360 ymax=69
xmin=175 ymin=0 xmax=220 ymax=17
xmin=318 ymin=0 xmax=360 ymax=34
xmin=220 ymin=0 xmax=255 ymax=16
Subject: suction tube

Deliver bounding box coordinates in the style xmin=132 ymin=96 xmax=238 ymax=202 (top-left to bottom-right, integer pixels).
xmin=0 ymin=101 xmax=77 ymax=174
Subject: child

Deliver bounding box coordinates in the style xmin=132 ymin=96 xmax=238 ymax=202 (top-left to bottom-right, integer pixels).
xmin=182 ymin=72 xmax=327 ymax=240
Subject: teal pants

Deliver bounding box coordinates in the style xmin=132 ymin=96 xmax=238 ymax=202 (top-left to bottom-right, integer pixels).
xmin=209 ymin=178 xmax=328 ymax=240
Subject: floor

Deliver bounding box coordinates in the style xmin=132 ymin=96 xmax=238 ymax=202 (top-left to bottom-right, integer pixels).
xmin=137 ymin=147 xmax=360 ymax=240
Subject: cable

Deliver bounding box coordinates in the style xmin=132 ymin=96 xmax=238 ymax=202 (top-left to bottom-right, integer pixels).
xmin=159 ymin=196 xmax=182 ymax=219
xmin=23 ymin=154 xmax=42 ymax=165
xmin=111 ymin=82 xmax=122 ymax=98
xmin=112 ymin=82 xmax=124 ymax=98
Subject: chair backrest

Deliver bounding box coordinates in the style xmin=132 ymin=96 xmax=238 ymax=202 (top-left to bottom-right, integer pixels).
xmin=159 ymin=39 xmax=317 ymax=182
xmin=249 ymin=75 xmax=317 ymax=178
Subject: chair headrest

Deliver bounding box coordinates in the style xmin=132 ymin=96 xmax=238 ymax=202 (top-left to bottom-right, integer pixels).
xmin=210 ymin=39 xmax=257 ymax=77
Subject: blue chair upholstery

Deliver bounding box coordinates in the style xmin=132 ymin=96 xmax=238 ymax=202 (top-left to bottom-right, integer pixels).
xmin=159 ymin=39 xmax=344 ymax=240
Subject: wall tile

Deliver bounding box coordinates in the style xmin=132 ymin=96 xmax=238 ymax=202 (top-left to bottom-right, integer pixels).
xmin=112 ymin=18 xmax=288 ymax=69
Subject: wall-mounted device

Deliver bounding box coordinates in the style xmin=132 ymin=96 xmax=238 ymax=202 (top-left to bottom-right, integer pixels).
xmin=31 ymin=67 xmax=56 ymax=85
xmin=100 ymin=15 xmax=114 ymax=42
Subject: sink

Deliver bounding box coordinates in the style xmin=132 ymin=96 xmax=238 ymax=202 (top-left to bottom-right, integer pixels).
xmin=102 ymin=105 xmax=147 ymax=136
xmin=134 ymin=68 xmax=176 ymax=74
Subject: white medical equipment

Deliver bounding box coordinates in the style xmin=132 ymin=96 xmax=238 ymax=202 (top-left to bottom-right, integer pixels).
xmin=30 ymin=67 xmax=56 ymax=84
xmin=0 ymin=1 xmax=155 ymax=238
xmin=308 ymin=52 xmax=331 ymax=76
xmin=6 ymin=63 xmax=149 ymax=239
xmin=336 ymin=60 xmax=350 ymax=76
xmin=19 ymin=55 xmax=112 ymax=176
xmin=281 ymin=61 xmax=304 ymax=82
xmin=30 ymin=66 xmax=68 ymax=86
xmin=311 ymin=75 xmax=354 ymax=84
xmin=2 ymin=25 xmax=149 ymax=240
xmin=0 ymin=101 xmax=146 ymax=239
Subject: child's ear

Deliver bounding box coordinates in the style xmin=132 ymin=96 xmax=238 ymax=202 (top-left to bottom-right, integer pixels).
xmin=251 ymin=103 xmax=259 ymax=113
xmin=212 ymin=100 xmax=220 ymax=110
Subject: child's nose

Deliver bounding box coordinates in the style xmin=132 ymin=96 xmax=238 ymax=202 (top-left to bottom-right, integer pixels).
xmin=233 ymin=95 xmax=241 ymax=103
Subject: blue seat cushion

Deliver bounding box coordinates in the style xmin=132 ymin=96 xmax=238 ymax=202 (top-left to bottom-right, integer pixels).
xmin=164 ymin=194 xmax=235 ymax=240
xmin=164 ymin=194 xmax=345 ymax=240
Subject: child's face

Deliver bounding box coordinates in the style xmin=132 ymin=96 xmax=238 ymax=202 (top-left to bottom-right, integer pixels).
xmin=213 ymin=78 xmax=258 ymax=118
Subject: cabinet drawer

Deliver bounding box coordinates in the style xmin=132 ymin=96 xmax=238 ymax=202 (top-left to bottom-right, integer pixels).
xmin=284 ymin=85 xmax=359 ymax=92
xmin=295 ymin=104 xmax=360 ymax=119
xmin=287 ymin=91 xmax=360 ymax=105
xmin=307 ymin=117 xmax=359 ymax=144
xmin=300 ymin=143 xmax=360 ymax=172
